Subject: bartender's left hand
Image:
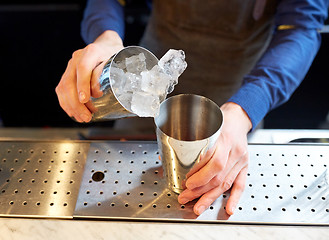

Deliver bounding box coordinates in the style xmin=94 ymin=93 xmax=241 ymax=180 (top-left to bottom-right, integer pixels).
xmin=178 ymin=102 xmax=252 ymax=216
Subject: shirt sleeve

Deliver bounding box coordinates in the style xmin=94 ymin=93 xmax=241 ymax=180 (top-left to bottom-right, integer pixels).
xmin=81 ymin=0 xmax=125 ymax=44
xmin=228 ymin=0 xmax=329 ymax=130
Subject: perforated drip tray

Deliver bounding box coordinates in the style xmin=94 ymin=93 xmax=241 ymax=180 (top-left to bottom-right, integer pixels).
xmin=1 ymin=140 xmax=329 ymax=225
xmin=0 ymin=141 xmax=89 ymax=218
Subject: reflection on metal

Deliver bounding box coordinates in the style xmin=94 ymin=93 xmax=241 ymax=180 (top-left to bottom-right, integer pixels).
xmin=89 ymin=46 xmax=159 ymax=121
xmin=74 ymin=142 xmax=329 ymax=225
xmin=154 ymin=94 xmax=223 ymax=193
xmin=0 ymin=141 xmax=89 ymax=218
xmin=0 ymin=140 xmax=329 ymax=225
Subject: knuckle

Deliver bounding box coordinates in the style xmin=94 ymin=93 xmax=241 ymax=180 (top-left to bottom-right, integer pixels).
xmin=85 ymin=43 xmax=98 ymax=53
xmin=235 ymin=145 xmax=248 ymax=157
xmin=212 ymin=159 xmax=225 ymax=171
xmin=72 ymin=49 xmax=82 ymax=59
xmin=222 ymin=179 xmax=233 ymax=191
xmin=212 ymin=175 xmax=224 ymax=187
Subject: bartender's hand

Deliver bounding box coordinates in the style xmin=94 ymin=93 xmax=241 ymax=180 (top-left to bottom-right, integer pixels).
xmin=55 ymin=30 xmax=124 ymax=122
xmin=178 ymin=102 xmax=252 ymax=216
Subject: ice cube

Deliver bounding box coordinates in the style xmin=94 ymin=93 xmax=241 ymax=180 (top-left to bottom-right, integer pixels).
xmin=131 ymin=92 xmax=160 ymax=117
xmin=141 ymin=66 xmax=171 ymax=96
xmin=117 ymin=92 xmax=133 ymax=111
xmin=110 ymin=67 xmax=126 ymax=95
xmin=158 ymin=49 xmax=187 ymax=80
xmin=112 ymin=60 xmax=126 ymax=71
xmin=123 ymin=73 xmax=142 ymax=92
xmin=125 ymin=53 xmax=147 ymax=74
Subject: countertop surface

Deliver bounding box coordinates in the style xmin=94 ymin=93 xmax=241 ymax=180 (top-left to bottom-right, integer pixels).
xmin=0 ymin=128 xmax=329 ymax=240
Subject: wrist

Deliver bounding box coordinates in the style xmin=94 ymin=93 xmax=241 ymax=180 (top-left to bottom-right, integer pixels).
xmin=220 ymin=102 xmax=252 ymax=133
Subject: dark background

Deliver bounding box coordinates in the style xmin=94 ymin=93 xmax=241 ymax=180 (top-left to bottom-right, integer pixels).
xmin=0 ymin=0 xmax=328 ymax=129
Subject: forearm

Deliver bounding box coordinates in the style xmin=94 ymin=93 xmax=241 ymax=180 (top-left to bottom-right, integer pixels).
xmin=228 ymin=0 xmax=328 ymax=130
xmin=229 ymin=28 xmax=321 ymax=129
xmin=81 ymin=0 xmax=125 ymax=44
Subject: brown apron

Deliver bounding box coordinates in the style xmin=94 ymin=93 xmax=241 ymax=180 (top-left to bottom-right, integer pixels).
xmin=115 ymin=0 xmax=277 ymax=131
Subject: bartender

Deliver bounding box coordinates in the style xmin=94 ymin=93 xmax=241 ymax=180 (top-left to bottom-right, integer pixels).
xmin=55 ymin=0 xmax=329 ymax=216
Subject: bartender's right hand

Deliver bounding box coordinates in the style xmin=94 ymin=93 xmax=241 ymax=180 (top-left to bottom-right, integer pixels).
xmin=55 ymin=30 xmax=124 ymax=122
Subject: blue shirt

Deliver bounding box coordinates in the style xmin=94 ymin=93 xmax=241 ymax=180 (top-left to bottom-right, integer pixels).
xmin=81 ymin=0 xmax=329 ymax=130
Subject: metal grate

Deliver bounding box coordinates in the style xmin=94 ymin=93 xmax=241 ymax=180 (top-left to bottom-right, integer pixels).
xmin=74 ymin=142 xmax=329 ymax=225
xmin=0 ymin=140 xmax=328 ymax=224
xmin=0 ymin=141 xmax=89 ymax=218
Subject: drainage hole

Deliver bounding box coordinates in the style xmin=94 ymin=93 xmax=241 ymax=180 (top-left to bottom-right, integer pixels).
xmin=322 ymin=197 xmax=326 ymax=200
xmin=113 ymin=191 xmax=117 ymax=195
xmin=9 ymin=201 xmax=14 ymax=205
xmin=311 ymin=209 xmax=315 ymax=212
xmin=84 ymin=202 xmax=88 ymax=206
xmin=126 ymin=192 xmax=130 ymax=196
xmin=111 ymin=203 xmax=115 ymax=207
xmin=181 ymin=205 xmax=185 ymax=209
xmin=253 ymin=207 xmax=257 ymax=211
xmin=140 ymin=192 xmax=144 ymax=196
xmin=267 ymin=208 xmax=271 ymax=211
xmin=238 ymin=207 xmax=242 ymax=210
xmin=139 ymin=203 xmax=143 ymax=208
xmin=154 ymin=181 xmax=158 ymax=185
xmin=297 ymin=208 xmax=301 ymax=212
xmin=97 ymin=202 xmax=101 ymax=206
xmin=152 ymin=204 xmax=157 ymax=208
xmin=125 ymin=203 xmax=129 ymax=207
xmin=141 ymin=181 xmax=145 ymax=185
xmin=63 ymin=203 xmax=68 ymax=207
xmin=50 ymin=203 xmax=54 ymax=206
xmin=36 ymin=202 xmax=41 ymax=206
xmin=167 ymin=204 xmax=171 ymax=209
xmin=127 ymin=181 xmax=132 ymax=184
xmin=153 ymin=192 xmax=158 ymax=196
xmin=209 ymin=206 xmax=214 ymax=210
xmin=23 ymin=201 xmax=27 ymax=206
xmin=282 ymin=208 xmax=286 ymax=212
xmin=307 ymin=196 xmax=312 ymax=200
xmin=167 ymin=193 xmax=171 ymax=197
xmin=92 ymin=171 xmax=105 ymax=182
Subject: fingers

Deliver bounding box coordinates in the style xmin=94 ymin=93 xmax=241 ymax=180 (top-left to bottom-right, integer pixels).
xmin=185 ymin=141 xmax=217 ymax=180
xmin=76 ymin=44 xmax=103 ymax=103
xmin=56 ymin=53 xmax=93 ymax=123
xmin=185 ymin=138 xmax=230 ymax=189
xmin=90 ymin=61 xmax=106 ymax=98
xmin=225 ymin=166 xmax=248 ymax=215
xmin=178 ymin=150 xmax=248 ymax=216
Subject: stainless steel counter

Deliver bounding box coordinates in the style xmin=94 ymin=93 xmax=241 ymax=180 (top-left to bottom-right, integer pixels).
xmin=0 ymin=128 xmax=329 ymax=240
